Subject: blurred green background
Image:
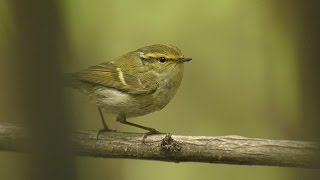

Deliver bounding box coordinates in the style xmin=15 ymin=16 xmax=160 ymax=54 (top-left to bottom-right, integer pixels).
xmin=0 ymin=0 xmax=319 ymax=180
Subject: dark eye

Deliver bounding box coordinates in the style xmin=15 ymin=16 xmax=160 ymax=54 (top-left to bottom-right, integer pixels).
xmin=159 ymin=57 xmax=166 ymax=63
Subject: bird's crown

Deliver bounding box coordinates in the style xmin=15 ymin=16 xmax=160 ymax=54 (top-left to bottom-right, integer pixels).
xmin=137 ymin=44 xmax=187 ymax=63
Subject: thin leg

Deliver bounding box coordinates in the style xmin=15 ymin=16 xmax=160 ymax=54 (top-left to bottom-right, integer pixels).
xmin=97 ymin=107 xmax=115 ymax=139
xmin=116 ymin=114 xmax=161 ymax=142
xmin=98 ymin=107 xmax=109 ymax=129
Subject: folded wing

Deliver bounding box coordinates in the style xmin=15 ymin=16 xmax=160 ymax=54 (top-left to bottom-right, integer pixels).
xmin=76 ymin=62 xmax=157 ymax=94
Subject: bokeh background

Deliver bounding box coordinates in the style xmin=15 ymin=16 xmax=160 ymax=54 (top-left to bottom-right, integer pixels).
xmin=0 ymin=0 xmax=319 ymax=180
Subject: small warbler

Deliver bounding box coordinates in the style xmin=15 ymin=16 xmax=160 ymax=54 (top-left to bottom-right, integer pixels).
xmin=64 ymin=44 xmax=191 ymax=137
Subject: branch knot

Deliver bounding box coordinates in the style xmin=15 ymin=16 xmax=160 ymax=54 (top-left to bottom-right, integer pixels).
xmin=160 ymin=134 xmax=182 ymax=153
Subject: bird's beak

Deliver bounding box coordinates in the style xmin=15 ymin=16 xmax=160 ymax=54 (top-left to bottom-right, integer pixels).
xmin=179 ymin=57 xmax=192 ymax=63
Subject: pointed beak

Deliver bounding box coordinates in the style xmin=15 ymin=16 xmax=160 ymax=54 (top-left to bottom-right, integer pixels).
xmin=179 ymin=57 xmax=192 ymax=63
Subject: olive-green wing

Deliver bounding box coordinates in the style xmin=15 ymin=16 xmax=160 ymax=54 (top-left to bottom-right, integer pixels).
xmin=76 ymin=63 xmax=157 ymax=94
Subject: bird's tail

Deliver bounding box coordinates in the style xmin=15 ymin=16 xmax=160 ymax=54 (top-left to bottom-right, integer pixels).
xmin=61 ymin=73 xmax=82 ymax=89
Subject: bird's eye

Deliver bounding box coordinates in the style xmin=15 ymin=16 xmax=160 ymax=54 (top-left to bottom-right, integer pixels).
xmin=159 ymin=57 xmax=166 ymax=63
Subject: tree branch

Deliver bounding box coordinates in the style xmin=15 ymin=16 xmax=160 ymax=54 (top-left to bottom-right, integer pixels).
xmin=0 ymin=123 xmax=319 ymax=168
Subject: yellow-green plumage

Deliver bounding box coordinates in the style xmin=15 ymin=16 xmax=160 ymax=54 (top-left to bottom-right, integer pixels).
xmin=64 ymin=44 xmax=191 ymax=133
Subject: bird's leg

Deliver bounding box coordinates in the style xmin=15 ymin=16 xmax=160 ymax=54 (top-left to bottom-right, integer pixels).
xmin=97 ymin=107 xmax=115 ymax=139
xmin=98 ymin=107 xmax=109 ymax=130
xmin=116 ymin=114 xmax=161 ymax=142
xmin=116 ymin=114 xmax=160 ymax=133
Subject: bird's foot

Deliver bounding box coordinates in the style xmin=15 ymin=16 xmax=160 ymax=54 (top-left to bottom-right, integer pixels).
xmin=142 ymin=129 xmax=162 ymax=143
xmin=96 ymin=127 xmax=117 ymax=139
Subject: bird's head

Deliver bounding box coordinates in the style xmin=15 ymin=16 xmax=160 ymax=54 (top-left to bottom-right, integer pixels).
xmin=136 ymin=44 xmax=192 ymax=74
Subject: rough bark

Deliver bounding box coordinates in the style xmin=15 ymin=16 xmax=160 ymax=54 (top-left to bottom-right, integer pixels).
xmin=0 ymin=123 xmax=319 ymax=168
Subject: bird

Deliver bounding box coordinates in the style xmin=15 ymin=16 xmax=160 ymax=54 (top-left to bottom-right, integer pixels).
xmin=64 ymin=44 xmax=191 ymax=138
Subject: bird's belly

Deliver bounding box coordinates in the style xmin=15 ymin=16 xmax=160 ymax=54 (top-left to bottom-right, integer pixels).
xmin=90 ymin=85 xmax=178 ymax=117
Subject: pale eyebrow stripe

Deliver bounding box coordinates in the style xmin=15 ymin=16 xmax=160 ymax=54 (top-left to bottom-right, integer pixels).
xmin=116 ymin=67 xmax=128 ymax=86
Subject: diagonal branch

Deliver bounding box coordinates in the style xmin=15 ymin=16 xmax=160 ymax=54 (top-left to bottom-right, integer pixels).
xmin=0 ymin=123 xmax=319 ymax=168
